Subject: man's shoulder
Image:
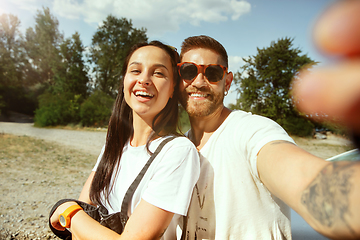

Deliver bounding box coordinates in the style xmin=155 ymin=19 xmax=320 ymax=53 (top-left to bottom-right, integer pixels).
xmin=227 ymin=110 xmax=274 ymax=125
xmin=220 ymin=110 xmax=286 ymax=137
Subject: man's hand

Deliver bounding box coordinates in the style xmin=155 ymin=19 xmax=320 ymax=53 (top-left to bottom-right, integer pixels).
xmin=292 ymin=0 xmax=360 ymax=134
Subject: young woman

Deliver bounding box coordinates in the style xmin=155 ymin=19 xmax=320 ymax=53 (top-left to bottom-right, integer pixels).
xmin=50 ymin=41 xmax=200 ymax=240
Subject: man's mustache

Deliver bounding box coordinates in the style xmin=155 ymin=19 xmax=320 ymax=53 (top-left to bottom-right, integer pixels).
xmin=184 ymin=86 xmax=211 ymax=94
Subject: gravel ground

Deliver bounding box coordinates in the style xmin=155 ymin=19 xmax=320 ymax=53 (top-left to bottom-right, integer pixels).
xmin=0 ymin=122 xmax=107 ymax=240
xmin=0 ymin=121 xmax=355 ymax=240
xmin=0 ymin=122 xmax=107 ymax=156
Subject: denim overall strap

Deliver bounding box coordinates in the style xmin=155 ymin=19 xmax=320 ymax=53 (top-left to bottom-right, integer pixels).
xmin=120 ymin=136 xmax=176 ymax=215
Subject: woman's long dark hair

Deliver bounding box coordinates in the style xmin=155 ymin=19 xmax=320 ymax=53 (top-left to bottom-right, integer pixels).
xmin=90 ymin=41 xmax=181 ymax=207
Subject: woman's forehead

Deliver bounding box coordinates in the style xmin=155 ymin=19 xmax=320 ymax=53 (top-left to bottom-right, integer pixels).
xmin=129 ymin=46 xmax=172 ymax=68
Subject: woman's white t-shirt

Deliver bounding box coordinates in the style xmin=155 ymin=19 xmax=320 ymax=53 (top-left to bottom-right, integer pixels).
xmin=92 ymin=136 xmax=200 ymax=240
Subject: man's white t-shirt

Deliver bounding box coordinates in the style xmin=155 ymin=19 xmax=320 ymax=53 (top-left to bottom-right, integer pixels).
xmin=183 ymin=110 xmax=295 ymax=240
xmin=93 ymin=136 xmax=200 ymax=240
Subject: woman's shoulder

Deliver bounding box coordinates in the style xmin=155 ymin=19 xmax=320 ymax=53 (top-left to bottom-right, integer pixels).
xmin=150 ymin=134 xmax=192 ymax=145
xmin=159 ymin=136 xmax=199 ymax=167
xmin=165 ymin=135 xmax=196 ymax=148
xmin=151 ymin=135 xmax=197 ymax=155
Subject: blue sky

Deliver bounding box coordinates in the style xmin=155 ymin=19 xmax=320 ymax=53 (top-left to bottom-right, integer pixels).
xmin=0 ymin=0 xmax=336 ymax=106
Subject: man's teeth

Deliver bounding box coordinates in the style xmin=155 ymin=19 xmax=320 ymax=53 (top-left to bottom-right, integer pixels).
xmin=190 ymin=93 xmax=207 ymax=97
xmin=135 ymin=91 xmax=154 ymax=97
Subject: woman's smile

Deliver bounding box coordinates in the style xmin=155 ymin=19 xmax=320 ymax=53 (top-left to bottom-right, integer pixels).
xmin=123 ymin=46 xmax=174 ymax=120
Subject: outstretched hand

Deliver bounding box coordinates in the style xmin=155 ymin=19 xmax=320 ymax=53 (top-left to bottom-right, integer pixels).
xmin=292 ymin=0 xmax=360 ymax=134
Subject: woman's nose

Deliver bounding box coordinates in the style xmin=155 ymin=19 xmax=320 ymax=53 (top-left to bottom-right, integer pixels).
xmin=138 ymin=74 xmax=152 ymax=86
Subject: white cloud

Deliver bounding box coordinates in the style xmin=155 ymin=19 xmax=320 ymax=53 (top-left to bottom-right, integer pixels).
xmin=224 ymin=55 xmax=249 ymax=107
xmin=224 ymin=90 xmax=237 ymax=107
xmin=10 ymin=0 xmax=49 ymax=12
xmin=52 ymin=0 xmax=83 ymax=20
xmin=49 ymin=0 xmax=250 ymax=37
xmin=228 ymin=55 xmax=246 ymax=72
xmin=7 ymin=0 xmax=251 ymax=39
xmin=230 ymin=0 xmax=251 ymax=20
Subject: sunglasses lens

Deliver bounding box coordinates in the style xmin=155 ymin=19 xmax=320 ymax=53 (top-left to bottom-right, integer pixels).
xmin=180 ymin=63 xmax=198 ymax=80
xmin=205 ymin=65 xmax=224 ymax=82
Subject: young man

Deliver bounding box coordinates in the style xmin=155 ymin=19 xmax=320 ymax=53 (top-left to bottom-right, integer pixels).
xmin=178 ymin=2 xmax=360 ymax=239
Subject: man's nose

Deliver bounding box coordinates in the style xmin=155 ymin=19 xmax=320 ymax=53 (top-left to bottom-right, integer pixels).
xmin=190 ymin=72 xmax=207 ymax=88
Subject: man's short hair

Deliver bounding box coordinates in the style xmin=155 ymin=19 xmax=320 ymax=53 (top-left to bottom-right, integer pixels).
xmin=180 ymin=35 xmax=229 ymax=68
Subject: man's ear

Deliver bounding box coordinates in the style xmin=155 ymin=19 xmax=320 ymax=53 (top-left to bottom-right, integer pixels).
xmin=225 ymin=71 xmax=233 ymax=91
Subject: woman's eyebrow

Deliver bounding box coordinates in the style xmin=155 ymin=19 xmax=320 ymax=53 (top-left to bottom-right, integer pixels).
xmin=129 ymin=62 xmax=141 ymax=67
xmin=153 ymin=64 xmax=168 ymax=71
xmin=129 ymin=62 xmax=168 ymax=71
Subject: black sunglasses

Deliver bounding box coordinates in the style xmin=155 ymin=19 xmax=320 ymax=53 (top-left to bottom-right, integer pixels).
xmin=177 ymin=62 xmax=228 ymax=83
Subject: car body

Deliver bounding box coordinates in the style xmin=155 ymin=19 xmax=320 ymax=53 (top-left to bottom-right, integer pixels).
xmin=327 ymin=149 xmax=360 ymax=162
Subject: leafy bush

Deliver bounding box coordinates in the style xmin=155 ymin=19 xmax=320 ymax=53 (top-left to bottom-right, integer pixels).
xmin=178 ymin=105 xmax=190 ymax=133
xmin=0 ymin=95 xmax=5 ymax=116
xmin=80 ymin=90 xmax=114 ymax=127
xmin=34 ymin=92 xmax=82 ymax=127
xmin=277 ymin=116 xmax=314 ymax=137
xmin=321 ymin=121 xmax=349 ymax=137
xmin=0 ymin=85 xmax=38 ymax=116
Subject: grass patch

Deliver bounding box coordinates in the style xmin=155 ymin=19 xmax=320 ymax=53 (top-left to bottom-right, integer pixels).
xmin=40 ymin=124 xmax=108 ymax=132
xmin=291 ymin=134 xmax=355 ymax=159
xmin=0 ymin=133 xmax=96 ymax=188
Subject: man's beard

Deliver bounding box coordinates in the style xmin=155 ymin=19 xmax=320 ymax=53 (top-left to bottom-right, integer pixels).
xmin=180 ymin=86 xmax=224 ymax=118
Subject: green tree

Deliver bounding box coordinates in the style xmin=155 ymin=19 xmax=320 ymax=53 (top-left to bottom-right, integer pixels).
xmin=34 ymin=91 xmax=82 ymax=127
xmin=80 ymin=90 xmax=114 ymax=127
xmin=233 ymin=37 xmax=316 ymax=136
xmin=24 ymin=7 xmax=63 ymax=86
xmin=34 ymin=31 xmax=90 ymax=126
xmin=52 ymin=32 xmax=89 ymax=97
xmin=89 ymin=15 xmax=147 ymax=97
xmin=0 ymin=14 xmax=37 ymax=115
xmin=0 ymin=14 xmax=25 ymax=88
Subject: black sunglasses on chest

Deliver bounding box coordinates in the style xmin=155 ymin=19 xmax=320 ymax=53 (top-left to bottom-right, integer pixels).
xmin=177 ymin=62 xmax=228 ymax=83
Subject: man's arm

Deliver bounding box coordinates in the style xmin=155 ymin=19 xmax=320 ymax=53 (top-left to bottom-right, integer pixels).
xmin=292 ymin=0 xmax=360 ymax=134
xmin=259 ymin=1 xmax=360 ymax=239
xmin=257 ymin=141 xmax=360 ymax=239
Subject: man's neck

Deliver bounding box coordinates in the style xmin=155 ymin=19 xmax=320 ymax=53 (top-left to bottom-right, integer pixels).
xmin=189 ymin=106 xmax=232 ymax=150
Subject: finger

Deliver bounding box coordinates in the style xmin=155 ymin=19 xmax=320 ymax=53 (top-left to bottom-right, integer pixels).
xmin=313 ymin=0 xmax=360 ymax=56
xmin=52 ymin=222 xmax=66 ymax=231
xmin=50 ymin=215 xmax=66 ymax=231
xmin=50 ymin=213 xmax=64 ymax=231
xmin=292 ymin=59 xmax=360 ymax=133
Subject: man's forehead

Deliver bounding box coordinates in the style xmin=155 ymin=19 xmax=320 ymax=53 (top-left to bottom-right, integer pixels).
xmin=181 ymin=48 xmax=222 ymax=65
